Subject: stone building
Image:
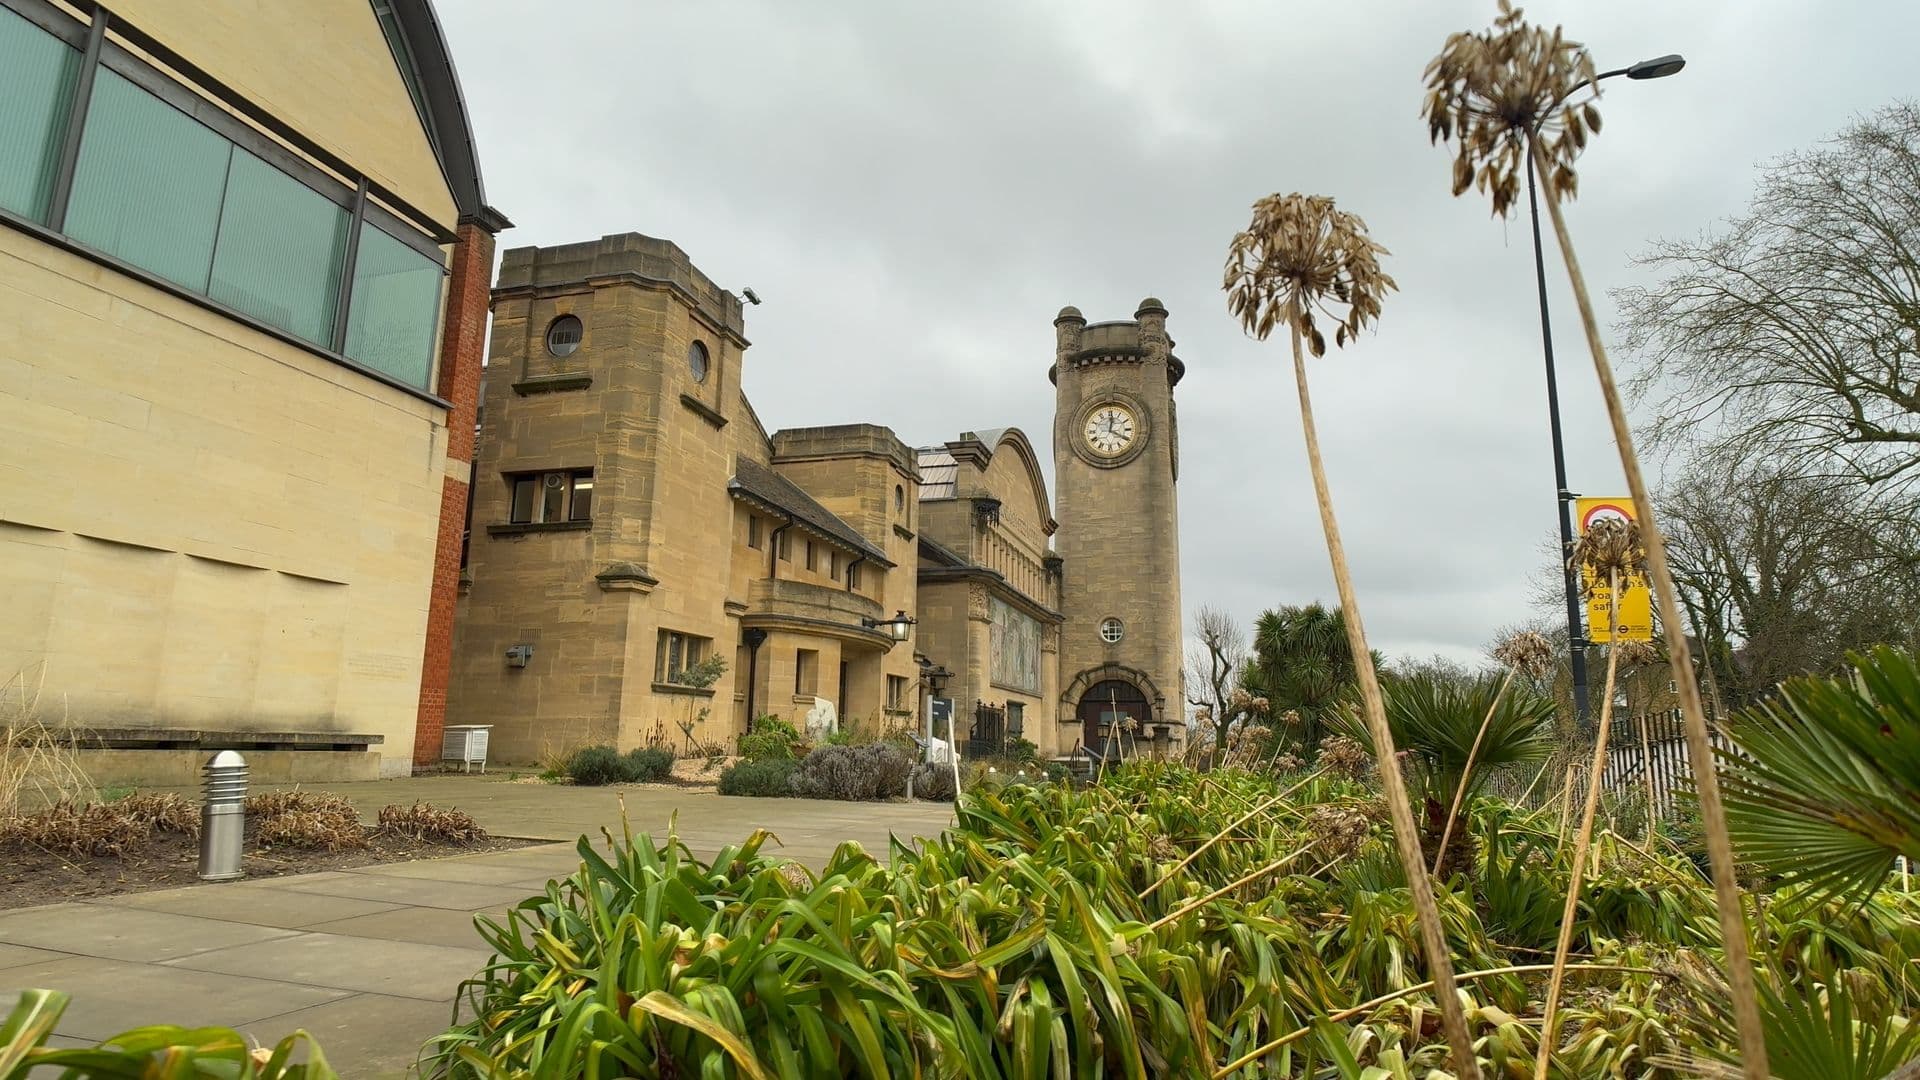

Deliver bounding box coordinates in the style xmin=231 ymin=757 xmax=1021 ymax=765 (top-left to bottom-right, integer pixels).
xmin=0 ymin=0 xmax=505 ymax=783
xmin=450 ymin=233 xmax=1185 ymax=762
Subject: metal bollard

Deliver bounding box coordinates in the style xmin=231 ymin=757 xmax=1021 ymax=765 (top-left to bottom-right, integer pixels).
xmin=198 ymin=750 xmax=248 ymax=881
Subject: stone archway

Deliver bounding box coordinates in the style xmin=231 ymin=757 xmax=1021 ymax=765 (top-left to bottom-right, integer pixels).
xmin=1060 ymin=663 xmax=1164 ymax=753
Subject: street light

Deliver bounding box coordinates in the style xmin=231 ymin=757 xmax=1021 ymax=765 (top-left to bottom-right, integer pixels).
xmin=1526 ymin=53 xmax=1683 ymax=728
xmin=863 ymin=610 xmax=916 ymax=643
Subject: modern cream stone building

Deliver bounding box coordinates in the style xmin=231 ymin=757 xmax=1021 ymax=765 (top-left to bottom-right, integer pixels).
xmin=450 ymin=234 xmax=1185 ymax=762
xmin=0 ymin=0 xmax=505 ymax=782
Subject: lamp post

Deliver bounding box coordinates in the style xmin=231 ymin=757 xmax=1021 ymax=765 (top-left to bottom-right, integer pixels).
xmin=910 ymin=659 xmax=952 ymax=802
xmin=1526 ymin=53 xmax=1684 ymax=727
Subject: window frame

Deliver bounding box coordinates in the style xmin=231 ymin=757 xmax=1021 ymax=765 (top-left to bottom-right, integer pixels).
xmin=0 ymin=0 xmax=452 ymax=403
xmin=655 ymin=629 xmax=710 ymax=686
xmin=746 ymin=515 xmax=762 ymax=550
xmin=505 ymin=468 xmax=594 ymax=525
xmin=1100 ymin=618 xmax=1125 ymax=644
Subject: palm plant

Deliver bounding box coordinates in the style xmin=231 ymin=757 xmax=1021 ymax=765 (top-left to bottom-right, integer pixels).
xmin=1718 ymin=646 xmax=1920 ymax=908
xmin=1224 ymin=193 xmax=1481 ymax=1078
xmin=1329 ymin=669 xmax=1555 ymax=876
xmin=1423 ymin=6 xmax=1767 ymax=1074
xmin=1243 ymin=603 xmax=1369 ymax=752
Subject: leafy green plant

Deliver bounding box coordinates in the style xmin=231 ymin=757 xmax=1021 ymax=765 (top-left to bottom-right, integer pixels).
xmin=717 ymin=757 xmax=796 ymax=797
xmin=622 ymin=746 xmax=676 ymax=783
xmin=738 ymin=716 xmax=802 ymax=763
xmin=1718 ymin=646 xmax=1920 ymax=908
xmin=1 ymin=989 xmax=336 ymax=1079
xmin=563 ymin=745 xmax=626 ymax=786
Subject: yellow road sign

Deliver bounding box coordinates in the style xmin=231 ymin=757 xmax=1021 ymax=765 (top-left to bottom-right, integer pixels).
xmin=1576 ymin=497 xmax=1653 ymax=643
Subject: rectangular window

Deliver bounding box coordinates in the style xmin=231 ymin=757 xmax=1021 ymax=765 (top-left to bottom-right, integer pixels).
xmin=0 ymin=6 xmax=79 ymax=223
xmin=66 ymin=67 xmax=232 ymax=292
xmin=747 ymin=516 xmax=762 ymax=550
xmin=777 ymin=532 xmax=790 ymax=561
xmin=344 ymin=221 xmax=444 ymax=388
xmin=829 ymin=552 xmax=839 ymax=581
xmin=804 ymin=540 xmax=815 ymax=572
xmin=795 ymin=649 xmax=818 ymax=697
xmin=846 ymin=563 xmax=860 ymax=592
xmin=506 ymin=469 xmax=593 ymax=524
xmin=887 ymin=675 xmax=908 ymax=711
xmin=208 ymin=148 xmax=348 ymax=345
xmin=655 ymin=629 xmax=710 ymax=685
xmin=1008 ymin=702 xmax=1025 ymax=737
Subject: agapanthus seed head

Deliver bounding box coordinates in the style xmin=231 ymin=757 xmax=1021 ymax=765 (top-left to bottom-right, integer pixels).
xmin=1612 ymin=640 xmax=1660 ymax=668
xmin=1224 ymin=193 xmax=1396 ymax=355
xmin=1422 ymin=2 xmax=1602 ymax=217
xmin=1572 ymin=516 xmax=1646 ymax=585
xmin=1492 ymin=629 xmax=1557 ymax=679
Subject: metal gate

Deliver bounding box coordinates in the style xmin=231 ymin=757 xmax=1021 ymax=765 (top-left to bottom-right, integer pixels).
xmin=968 ymin=702 xmax=1006 ymax=758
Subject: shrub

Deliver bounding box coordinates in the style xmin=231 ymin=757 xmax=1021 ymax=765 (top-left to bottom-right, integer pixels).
xmin=249 ymin=790 xmax=365 ymax=851
xmin=114 ymin=791 xmax=199 ymax=834
xmin=0 ymin=800 xmax=151 ymax=856
xmin=1005 ymin=736 xmax=1040 ymax=764
xmin=717 ymin=758 xmax=796 ymax=797
xmin=4 ymin=989 xmax=336 ymax=1079
xmin=790 ymin=743 xmax=914 ymax=801
xmin=623 ymin=746 xmax=676 ymax=783
xmin=377 ymin=802 xmax=487 ymax=844
xmin=564 ymin=745 xmax=627 ymax=786
xmin=738 ymin=716 xmax=802 ymax=763
xmin=907 ymin=762 xmax=955 ymax=801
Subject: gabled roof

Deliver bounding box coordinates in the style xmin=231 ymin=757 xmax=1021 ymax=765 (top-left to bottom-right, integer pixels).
xmin=729 ymin=459 xmax=892 ymax=566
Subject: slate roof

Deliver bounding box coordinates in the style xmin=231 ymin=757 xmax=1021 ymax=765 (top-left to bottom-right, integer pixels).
xmin=728 ymin=459 xmax=892 ymax=566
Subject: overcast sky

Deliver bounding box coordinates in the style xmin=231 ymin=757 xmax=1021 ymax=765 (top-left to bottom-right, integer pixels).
xmin=440 ymin=1 xmax=1917 ymax=667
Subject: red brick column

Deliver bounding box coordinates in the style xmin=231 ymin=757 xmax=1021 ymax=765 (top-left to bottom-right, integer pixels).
xmin=414 ymin=218 xmax=496 ymax=767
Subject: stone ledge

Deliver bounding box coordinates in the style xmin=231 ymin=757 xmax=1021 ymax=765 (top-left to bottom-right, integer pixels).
xmin=487 ymin=520 xmax=592 ymax=537
xmin=511 ymin=372 xmax=593 ymax=395
xmin=651 ymin=682 xmax=716 ymax=698
xmin=680 ymin=393 xmax=728 ymax=429
xmin=892 ymin=523 xmax=914 ymax=541
xmin=596 ymin=562 xmax=659 ymax=593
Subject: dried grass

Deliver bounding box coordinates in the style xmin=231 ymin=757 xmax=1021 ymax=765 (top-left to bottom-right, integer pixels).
xmin=0 ymin=800 xmax=150 ymax=856
xmin=247 ymin=789 xmax=366 ymax=851
xmin=1 ymin=665 xmax=96 ymax=816
xmin=376 ymin=802 xmax=487 ymax=844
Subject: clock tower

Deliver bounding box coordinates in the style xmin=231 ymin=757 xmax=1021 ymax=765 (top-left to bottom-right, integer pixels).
xmin=1051 ymin=300 xmax=1185 ymax=751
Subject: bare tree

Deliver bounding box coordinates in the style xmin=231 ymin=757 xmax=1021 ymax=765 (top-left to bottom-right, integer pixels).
xmin=1661 ymin=446 xmax=1920 ymax=706
xmin=1186 ymin=605 xmax=1246 ymax=759
xmin=1622 ymin=101 xmax=1920 ymax=492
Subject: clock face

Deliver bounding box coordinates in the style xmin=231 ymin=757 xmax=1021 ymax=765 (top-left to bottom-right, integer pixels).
xmin=1084 ymin=404 xmax=1137 ymax=456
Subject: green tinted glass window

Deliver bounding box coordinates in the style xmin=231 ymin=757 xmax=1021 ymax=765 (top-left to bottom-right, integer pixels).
xmin=344 ymin=223 xmax=443 ymax=389
xmin=208 ymin=150 xmax=348 ymax=345
xmin=66 ymin=67 xmax=231 ymax=291
xmin=0 ymin=7 xmax=79 ymax=222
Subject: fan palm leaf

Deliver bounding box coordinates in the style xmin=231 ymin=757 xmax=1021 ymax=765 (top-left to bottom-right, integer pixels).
xmin=1718 ymin=646 xmax=1920 ymax=909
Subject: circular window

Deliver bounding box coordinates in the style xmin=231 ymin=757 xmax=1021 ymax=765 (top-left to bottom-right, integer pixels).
xmin=688 ymin=340 xmax=710 ymax=383
xmin=545 ymin=315 xmax=582 ymax=357
xmin=894 ymin=485 xmax=905 ymax=513
xmin=1100 ymin=618 xmax=1124 ymax=644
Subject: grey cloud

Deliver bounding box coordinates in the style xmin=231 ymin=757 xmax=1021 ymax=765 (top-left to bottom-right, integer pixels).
xmin=441 ymin=0 xmax=1920 ymax=666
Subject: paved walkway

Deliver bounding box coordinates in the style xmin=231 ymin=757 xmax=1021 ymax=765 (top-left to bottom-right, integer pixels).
xmin=0 ymin=780 xmax=954 ymax=1077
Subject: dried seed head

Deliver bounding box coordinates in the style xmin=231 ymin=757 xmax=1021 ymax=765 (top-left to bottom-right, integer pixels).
xmin=1304 ymin=803 xmax=1374 ymax=859
xmin=1612 ymin=640 xmax=1660 ymax=668
xmin=1572 ymin=516 xmax=1646 ymax=585
xmin=1317 ymin=734 xmax=1374 ymax=780
xmin=1492 ymin=629 xmax=1556 ymax=679
xmin=1422 ymin=2 xmax=1602 ymax=217
xmin=1224 ymin=193 xmax=1396 ymax=355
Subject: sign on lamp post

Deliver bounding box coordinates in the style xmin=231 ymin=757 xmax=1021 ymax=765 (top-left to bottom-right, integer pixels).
xmin=1576 ymin=497 xmax=1654 ymax=643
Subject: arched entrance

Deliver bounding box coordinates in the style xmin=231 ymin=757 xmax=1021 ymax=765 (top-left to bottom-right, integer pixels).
xmin=1076 ymin=679 xmax=1149 ymax=754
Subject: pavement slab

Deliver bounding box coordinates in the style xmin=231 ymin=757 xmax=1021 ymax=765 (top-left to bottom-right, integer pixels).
xmin=0 ymin=905 xmax=299 ymax=963
xmin=247 ymin=993 xmax=462 ymax=1080
xmin=0 ymin=955 xmax=351 ymax=1041
xmin=301 ymin=905 xmax=507 ymax=951
xmin=93 ymin=883 xmax=408 ymax=929
xmin=165 ymin=931 xmax=490 ymax=1001
xmin=263 ymin=871 xmax=534 ymax=912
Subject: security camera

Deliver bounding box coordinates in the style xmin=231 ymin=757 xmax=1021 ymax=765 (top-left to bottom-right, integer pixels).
xmin=742 ymin=287 xmax=762 ymax=305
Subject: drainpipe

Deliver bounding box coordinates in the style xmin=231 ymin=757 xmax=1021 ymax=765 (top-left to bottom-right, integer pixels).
xmin=768 ymin=513 xmax=793 ymax=578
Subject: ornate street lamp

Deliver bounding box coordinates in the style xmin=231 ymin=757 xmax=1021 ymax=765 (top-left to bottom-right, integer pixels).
xmin=863 ymin=610 xmax=916 ymax=643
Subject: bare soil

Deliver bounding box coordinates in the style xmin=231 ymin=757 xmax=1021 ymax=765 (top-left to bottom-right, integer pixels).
xmin=0 ymin=828 xmax=530 ymax=910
